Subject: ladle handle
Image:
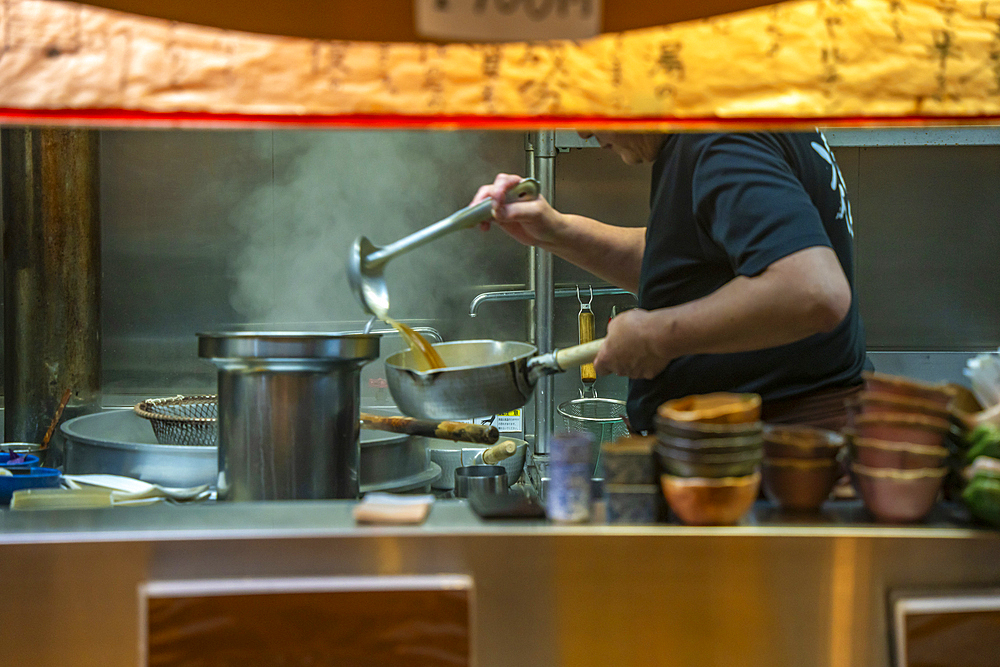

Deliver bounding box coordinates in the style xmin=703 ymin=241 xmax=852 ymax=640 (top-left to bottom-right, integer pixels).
xmin=359 ymin=413 xmax=500 ymax=445
xmin=365 ymin=178 xmax=540 ymax=268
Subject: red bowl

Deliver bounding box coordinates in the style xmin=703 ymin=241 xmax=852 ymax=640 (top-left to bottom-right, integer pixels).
xmin=762 ymin=458 xmax=840 ymax=511
xmin=851 ymin=462 xmax=946 ymax=523
xmin=848 ymin=435 xmax=949 ymax=469
xmin=852 ymin=412 xmax=951 ymax=448
xmin=861 ymin=372 xmax=955 ymax=409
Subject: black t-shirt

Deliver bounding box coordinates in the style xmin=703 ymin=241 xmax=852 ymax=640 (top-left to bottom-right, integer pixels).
xmin=627 ymin=131 xmax=866 ymax=432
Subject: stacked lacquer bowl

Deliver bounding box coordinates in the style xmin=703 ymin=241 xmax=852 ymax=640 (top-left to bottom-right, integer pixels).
xmin=654 ymin=393 xmax=763 ymax=525
xmin=845 ymin=372 xmax=956 ymax=522
xmin=761 ymin=425 xmax=845 ymax=511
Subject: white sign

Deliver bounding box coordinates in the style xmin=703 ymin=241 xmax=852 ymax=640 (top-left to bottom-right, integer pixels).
xmin=415 ymin=0 xmax=602 ymax=42
xmin=455 ymin=410 xmax=524 ymax=433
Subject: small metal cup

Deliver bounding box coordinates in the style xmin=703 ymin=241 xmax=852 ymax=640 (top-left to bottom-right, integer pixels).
xmin=454 ymin=465 xmax=508 ymax=498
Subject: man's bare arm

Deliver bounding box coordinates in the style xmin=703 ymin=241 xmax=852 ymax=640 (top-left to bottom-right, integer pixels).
xmin=594 ymin=246 xmax=852 ymax=378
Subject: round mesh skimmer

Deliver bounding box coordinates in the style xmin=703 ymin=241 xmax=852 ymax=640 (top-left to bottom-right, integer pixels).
xmin=557 ymin=397 xmax=630 ymax=451
xmin=133 ymin=395 xmax=218 ymax=447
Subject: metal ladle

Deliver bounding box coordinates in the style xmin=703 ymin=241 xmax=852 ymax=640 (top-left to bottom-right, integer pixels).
xmin=348 ymin=178 xmax=540 ymax=316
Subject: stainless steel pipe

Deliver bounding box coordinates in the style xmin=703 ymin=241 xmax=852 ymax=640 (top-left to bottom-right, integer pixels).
xmin=199 ymin=332 xmax=379 ymax=501
xmin=469 ymin=286 xmax=635 ymax=317
xmin=532 ymin=130 xmax=556 ymax=456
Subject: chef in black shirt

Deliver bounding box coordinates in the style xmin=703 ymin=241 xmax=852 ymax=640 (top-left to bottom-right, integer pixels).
xmin=473 ymin=131 xmax=866 ymax=433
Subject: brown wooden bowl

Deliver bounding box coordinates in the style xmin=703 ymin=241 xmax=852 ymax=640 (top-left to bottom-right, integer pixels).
xmin=861 ymin=372 xmax=955 ymax=409
xmin=847 ymin=434 xmax=949 ymax=470
xmin=850 ymin=391 xmax=953 ymax=422
xmin=660 ymin=471 xmax=760 ymax=525
xmin=851 ymin=462 xmax=946 ymax=523
xmin=852 ymin=412 xmax=951 ymax=448
xmin=762 ymin=458 xmax=840 ymax=511
xmin=657 ymin=393 xmax=762 ymax=425
xmin=762 ymin=424 xmax=844 ymax=460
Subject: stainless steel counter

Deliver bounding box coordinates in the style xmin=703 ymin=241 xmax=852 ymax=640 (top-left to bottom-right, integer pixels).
xmin=0 ymin=499 xmax=992 ymax=543
xmin=2 ymin=500 xmax=999 ymax=666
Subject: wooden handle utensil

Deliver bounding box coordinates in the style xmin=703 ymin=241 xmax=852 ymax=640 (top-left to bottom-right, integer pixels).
xmin=481 ymin=439 xmax=518 ymax=465
xmin=40 ymin=388 xmax=72 ymax=451
xmin=359 ymin=413 xmax=499 ymax=444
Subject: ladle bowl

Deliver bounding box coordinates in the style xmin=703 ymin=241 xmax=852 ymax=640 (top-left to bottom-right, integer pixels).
xmin=348 ymin=236 xmax=388 ymax=317
xmin=348 ymin=178 xmax=540 ymax=316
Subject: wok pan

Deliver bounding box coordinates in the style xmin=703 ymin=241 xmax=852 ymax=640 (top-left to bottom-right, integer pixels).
xmin=385 ymin=338 xmax=604 ymax=420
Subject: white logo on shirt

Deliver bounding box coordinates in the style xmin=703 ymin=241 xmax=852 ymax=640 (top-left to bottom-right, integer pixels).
xmin=810 ymin=133 xmax=854 ymax=237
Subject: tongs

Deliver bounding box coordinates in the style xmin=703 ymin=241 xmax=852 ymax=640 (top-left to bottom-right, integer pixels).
xmin=348 ymin=178 xmax=540 ymax=316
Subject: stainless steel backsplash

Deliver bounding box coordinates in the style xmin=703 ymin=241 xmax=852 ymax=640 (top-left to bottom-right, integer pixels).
xmin=4 ymin=130 xmax=999 ymax=406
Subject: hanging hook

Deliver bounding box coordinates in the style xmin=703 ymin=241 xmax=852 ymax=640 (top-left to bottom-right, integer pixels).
xmin=576 ymin=284 xmax=594 ymax=311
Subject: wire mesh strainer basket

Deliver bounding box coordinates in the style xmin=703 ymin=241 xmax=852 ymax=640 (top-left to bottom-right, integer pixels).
xmin=133 ymin=395 xmax=218 ymax=447
xmin=557 ymin=398 xmax=630 ymax=473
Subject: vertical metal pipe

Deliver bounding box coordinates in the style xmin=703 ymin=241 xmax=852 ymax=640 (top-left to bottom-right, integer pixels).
xmin=523 ymin=133 xmax=536 ymax=346
xmin=532 ymin=131 xmax=556 ymax=455
xmin=2 ymin=128 xmax=101 ymax=462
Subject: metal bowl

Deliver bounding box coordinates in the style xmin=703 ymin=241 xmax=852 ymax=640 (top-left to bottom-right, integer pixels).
xmin=385 ymin=340 xmax=537 ymax=420
xmin=428 ymin=438 xmax=528 ymax=490
xmin=62 ymin=409 xmax=216 ymax=489
xmin=63 ymin=408 xmax=442 ymax=492
xmin=453 ymin=465 xmax=508 ymax=498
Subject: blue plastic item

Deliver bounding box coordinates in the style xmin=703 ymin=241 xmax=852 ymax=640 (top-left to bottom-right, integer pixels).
xmin=0 ymin=452 xmax=41 ymax=468
xmin=0 ymin=467 xmax=61 ymax=504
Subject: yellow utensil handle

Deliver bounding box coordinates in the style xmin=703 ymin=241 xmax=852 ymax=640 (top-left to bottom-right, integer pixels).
xmin=579 ymin=309 xmax=597 ymax=383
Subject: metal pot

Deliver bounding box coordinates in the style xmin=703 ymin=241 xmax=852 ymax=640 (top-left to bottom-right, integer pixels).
xmin=63 ymin=409 xmax=216 ymax=488
xmin=385 ymin=338 xmax=602 ymax=420
xmin=62 ymin=408 xmax=441 ymax=493
xmin=360 ymin=428 xmax=440 ymax=492
xmin=427 ymin=437 xmax=528 ymax=490
xmin=199 ymin=332 xmax=379 ymax=501
xmin=454 ymin=465 xmax=508 ymax=498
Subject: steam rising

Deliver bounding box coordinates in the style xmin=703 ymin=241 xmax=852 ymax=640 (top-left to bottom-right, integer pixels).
xmin=228 ymin=131 xmax=524 ymax=332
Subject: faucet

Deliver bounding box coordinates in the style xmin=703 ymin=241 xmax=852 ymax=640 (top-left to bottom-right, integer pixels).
xmin=469 ymin=287 xmax=636 ymax=317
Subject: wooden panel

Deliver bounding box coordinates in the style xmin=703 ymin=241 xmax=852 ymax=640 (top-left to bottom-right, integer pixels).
xmin=892 ymin=590 xmax=1000 ymax=667
xmin=143 ymin=577 xmax=471 ymax=667
xmin=904 ymin=611 xmax=1000 ymax=667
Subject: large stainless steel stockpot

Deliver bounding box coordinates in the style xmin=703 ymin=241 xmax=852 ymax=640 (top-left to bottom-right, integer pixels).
xmin=198 ymin=332 xmax=379 ymax=501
